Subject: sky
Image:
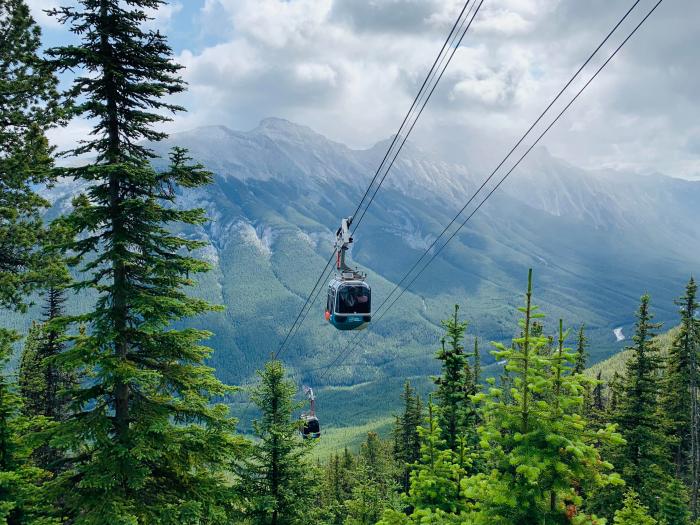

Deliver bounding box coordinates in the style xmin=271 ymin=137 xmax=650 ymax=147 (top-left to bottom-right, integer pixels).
xmin=27 ymin=0 xmax=700 ymax=180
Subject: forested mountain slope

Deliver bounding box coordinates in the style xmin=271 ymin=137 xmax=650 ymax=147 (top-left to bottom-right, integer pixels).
xmin=43 ymin=118 xmax=700 ymax=427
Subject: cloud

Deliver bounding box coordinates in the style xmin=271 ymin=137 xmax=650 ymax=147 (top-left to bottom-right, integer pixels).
xmin=27 ymin=0 xmax=700 ymax=179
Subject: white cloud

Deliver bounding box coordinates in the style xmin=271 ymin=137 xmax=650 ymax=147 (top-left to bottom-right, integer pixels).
xmin=28 ymin=0 xmax=700 ymax=179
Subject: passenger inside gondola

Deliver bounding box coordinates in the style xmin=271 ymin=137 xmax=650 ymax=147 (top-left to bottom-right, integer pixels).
xmin=337 ymin=285 xmax=371 ymax=314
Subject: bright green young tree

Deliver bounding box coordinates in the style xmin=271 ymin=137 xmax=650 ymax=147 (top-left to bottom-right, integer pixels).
xmin=44 ymin=1 xmax=245 ymax=522
xmin=378 ymin=400 xmax=469 ymax=525
xmin=236 ymin=360 xmax=315 ymax=525
xmin=613 ymin=294 xmax=670 ymax=515
xmin=613 ymin=491 xmax=657 ymax=525
xmin=461 ymin=270 xmax=622 ymax=524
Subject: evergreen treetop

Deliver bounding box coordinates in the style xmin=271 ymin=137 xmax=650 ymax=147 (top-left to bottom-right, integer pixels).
xmin=41 ymin=1 xmax=245 ymax=522
xmin=236 ymin=360 xmax=315 ymax=525
xmin=463 ymin=270 xmax=622 ymax=524
xmin=614 ymin=294 xmax=670 ymax=514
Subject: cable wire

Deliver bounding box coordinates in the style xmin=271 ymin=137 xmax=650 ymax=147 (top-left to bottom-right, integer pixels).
xmin=272 ymin=0 xmax=482 ymax=360
xmin=318 ymin=0 xmax=664 ymax=382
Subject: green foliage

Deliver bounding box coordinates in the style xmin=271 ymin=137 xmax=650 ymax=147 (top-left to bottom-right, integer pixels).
xmin=658 ymin=478 xmax=691 ymax=525
xmin=462 ymin=270 xmax=623 ymax=524
xmin=392 ymin=381 xmax=423 ymax=494
xmin=18 ymin=288 xmax=76 ymax=472
xmin=613 ymin=294 xmax=670 ymax=514
xmin=41 ymin=1 xmax=245 ymax=522
xmin=405 ymin=401 xmax=469 ymax=517
xmin=0 ymin=334 xmax=58 ymax=525
xmin=613 ymin=491 xmax=657 ymax=525
xmin=236 ymin=360 xmax=315 ymax=525
xmin=574 ymin=324 xmax=589 ymax=375
xmin=344 ymin=432 xmax=401 ymax=525
xmin=0 ymin=0 xmax=63 ymax=313
xmin=434 ymin=305 xmax=477 ymax=451
xmin=660 ymin=278 xmax=699 ymax=480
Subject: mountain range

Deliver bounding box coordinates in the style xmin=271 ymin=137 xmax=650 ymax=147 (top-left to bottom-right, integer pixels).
xmin=43 ymin=117 xmax=700 ymax=430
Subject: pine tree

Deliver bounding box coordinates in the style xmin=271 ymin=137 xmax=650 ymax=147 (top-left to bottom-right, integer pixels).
xmin=379 ymin=400 xmax=469 ymax=525
xmin=613 ymin=491 xmax=657 ymax=525
xmin=472 ymin=338 xmax=481 ymax=393
xmin=658 ymin=477 xmax=691 ymax=525
xmin=0 ymin=336 xmax=58 ymax=525
xmin=44 ymin=1 xmax=244 ymax=522
xmin=661 ymin=278 xmax=699 ymax=482
xmin=434 ymin=304 xmax=475 ymax=450
xmin=18 ymin=322 xmax=45 ymax=417
xmin=392 ymin=381 xmax=423 ymax=494
xmin=608 ymin=371 xmax=623 ymax=415
xmin=614 ymin=294 xmax=670 ymax=514
xmin=462 ymin=270 xmax=622 ymax=524
xmin=18 ymin=285 xmax=75 ymax=472
xmin=574 ymin=324 xmax=588 ymax=374
xmin=236 ymin=360 xmax=315 ymax=525
xmin=0 ymin=0 xmax=63 ymax=316
xmin=345 ymin=432 xmax=401 ymax=525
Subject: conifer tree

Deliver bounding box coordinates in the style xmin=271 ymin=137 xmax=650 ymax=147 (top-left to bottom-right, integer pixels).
xmin=345 ymin=432 xmax=400 ymax=525
xmin=44 ymin=1 xmax=244 ymax=521
xmin=462 ymin=270 xmax=621 ymax=524
xmin=613 ymin=491 xmax=657 ymax=525
xmin=472 ymin=338 xmax=481 ymax=393
xmin=658 ymin=478 xmax=691 ymax=525
xmin=379 ymin=400 xmax=468 ymax=525
xmin=392 ymin=381 xmax=422 ymax=494
xmin=0 ymin=338 xmax=58 ymax=525
xmin=236 ymin=360 xmax=315 ymax=525
xmin=434 ymin=305 xmax=474 ymax=450
xmin=608 ymin=371 xmax=623 ymax=415
xmin=18 ymin=322 xmax=45 ymax=417
xmin=614 ymin=294 xmax=669 ymax=514
xmin=661 ymin=278 xmax=699 ymax=481
xmin=18 ymin=284 xmax=75 ymax=472
xmin=574 ymin=324 xmax=588 ymax=375
xmin=0 ymin=0 xmax=62 ymax=322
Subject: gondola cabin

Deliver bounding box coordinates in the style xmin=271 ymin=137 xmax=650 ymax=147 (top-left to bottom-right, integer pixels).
xmin=325 ymin=276 xmax=371 ymax=331
xmin=301 ymin=415 xmax=321 ymax=439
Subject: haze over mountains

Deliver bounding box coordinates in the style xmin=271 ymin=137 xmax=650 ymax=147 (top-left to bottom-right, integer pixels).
xmin=45 ymin=117 xmax=700 ymax=427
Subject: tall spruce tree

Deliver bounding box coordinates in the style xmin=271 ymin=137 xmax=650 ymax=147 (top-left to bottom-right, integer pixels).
xmin=461 ymin=270 xmax=621 ymax=524
xmin=660 ymin=278 xmax=699 ymax=482
xmin=434 ymin=305 xmax=474 ymax=450
xmin=44 ymin=1 xmax=245 ymax=522
xmin=614 ymin=294 xmax=670 ymax=515
xmin=236 ymin=360 xmax=315 ymax=525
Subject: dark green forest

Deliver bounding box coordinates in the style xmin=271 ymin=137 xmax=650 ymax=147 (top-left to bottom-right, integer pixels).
xmin=1 ymin=1 xmax=699 ymax=524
